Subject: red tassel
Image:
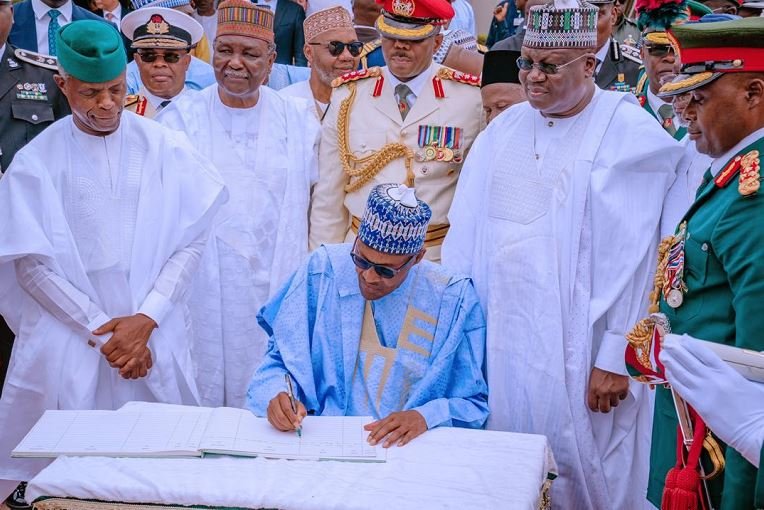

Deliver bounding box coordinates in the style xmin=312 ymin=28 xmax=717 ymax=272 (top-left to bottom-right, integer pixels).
xmin=661 ymin=411 xmax=706 ymax=510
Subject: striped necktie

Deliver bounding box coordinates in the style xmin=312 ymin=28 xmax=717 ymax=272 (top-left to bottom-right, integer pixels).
xmin=48 ymin=9 xmax=61 ymax=56
xmin=658 ymin=103 xmax=677 ymax=137
xmin=394 ymin=83 xmax=414 ymax=121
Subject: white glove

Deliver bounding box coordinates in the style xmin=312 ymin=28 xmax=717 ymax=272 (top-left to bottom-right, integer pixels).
xmin=660 ymin=333 xmax=764 ymax=467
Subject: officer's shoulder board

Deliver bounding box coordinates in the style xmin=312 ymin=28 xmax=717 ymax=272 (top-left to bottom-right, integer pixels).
xmin=124 ymin=94 xmax=142 ymax=107
xmin=436 ymin=67 xmax=481 ymax=87
xmin=620 ymin=43 xmax=642 ymax=65
xmin=715 ymin=149 xmax=761 ymax=197
xmin=331 ymin=67 xmax=383 ymax=88
xmin=14 ymin=49 xmax=58 ymax=71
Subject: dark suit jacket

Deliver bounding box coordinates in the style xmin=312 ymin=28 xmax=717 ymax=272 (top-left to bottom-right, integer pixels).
xmin=595 ymin=38 xmax=641 ymax=90
xmin=94 ymin=1 xmax=135 ymax=62
xmin=9 ymin=0 xmax=104 ymax=53
xmin=273 ymin=0 xmax=307 ymax=66
xmin=491 ymin=27 xmax=524 ymax=51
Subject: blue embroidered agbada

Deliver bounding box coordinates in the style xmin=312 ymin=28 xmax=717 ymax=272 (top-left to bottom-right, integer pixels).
xmin=246 ymin=243 xmax=488 ymax=429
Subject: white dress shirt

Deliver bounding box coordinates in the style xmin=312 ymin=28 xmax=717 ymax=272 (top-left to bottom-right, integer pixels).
xmin=32 ymin=0 xmax=73 ymax=55
xmin=103 ymin=3 xmax=122 ymax=27
xmin=386 ymin=64 xmax=433 ymax=109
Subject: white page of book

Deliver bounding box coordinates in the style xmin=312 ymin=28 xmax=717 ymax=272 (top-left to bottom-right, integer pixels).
xmin=200 ymin=408 xmax=385 ymax=462
xmin=12 ymin=409 xmax=212 ymax=458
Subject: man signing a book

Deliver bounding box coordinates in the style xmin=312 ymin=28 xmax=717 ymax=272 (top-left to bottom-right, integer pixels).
xmin=245 ymin=184 xmax=488 ymax=447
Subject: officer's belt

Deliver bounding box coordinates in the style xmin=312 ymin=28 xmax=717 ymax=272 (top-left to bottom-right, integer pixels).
xmin=350 ymin=216 xmax=450 ymax=248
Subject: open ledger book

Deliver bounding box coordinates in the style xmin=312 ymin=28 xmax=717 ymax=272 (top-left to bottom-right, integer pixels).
xmin=12 ymin=405 xmax=386 ymax=462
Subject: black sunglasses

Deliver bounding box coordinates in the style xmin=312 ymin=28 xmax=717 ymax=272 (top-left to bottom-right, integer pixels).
xmin=308 ymin=40 xmax=363 ymax=57
xmin=350 ymin=242 xmax=418 ymax=279
xmin=645 ymin=44 xmax=674 ymax=58
xmin=137 ymin=51 xmax=184 ymax=63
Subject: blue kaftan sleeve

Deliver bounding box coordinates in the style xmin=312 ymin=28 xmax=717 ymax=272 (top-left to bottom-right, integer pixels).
xmin=408 ymin=279 xmax=489 ymax=429
xmin=245 ymin=248 xmax=331 ymax=417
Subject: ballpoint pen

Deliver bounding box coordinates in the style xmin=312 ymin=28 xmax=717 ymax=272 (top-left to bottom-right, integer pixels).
xmin=285 ymin=373 xmax=303 ymax=438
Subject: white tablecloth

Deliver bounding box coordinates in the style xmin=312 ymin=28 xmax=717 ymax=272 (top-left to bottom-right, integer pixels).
xmin=27 ymin=427 xmax=556 ymax=510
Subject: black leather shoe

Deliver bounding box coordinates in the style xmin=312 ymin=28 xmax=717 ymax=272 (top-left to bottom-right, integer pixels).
xmin=5 ymin=482 xmax=31 ymax=510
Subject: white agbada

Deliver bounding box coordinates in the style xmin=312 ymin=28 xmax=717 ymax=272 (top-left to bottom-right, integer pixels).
xmin=0 ymin=112 xmax=227 ymax=493
xmin=442 ymin=89 xmax=683 ymax=509
xmin=160 ymin=85 xmax=318 ymax=408
xmin=660 ymin=137 xmax=713 ymax=238
xmin=279 ymin=80 xmax=330 ymax=122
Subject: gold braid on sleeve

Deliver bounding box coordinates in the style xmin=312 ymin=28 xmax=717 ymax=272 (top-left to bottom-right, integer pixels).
xmin=625 ymin=235 xmax=675 ymax=362
xmin=337 ymin=82 xmax=415 ymax=193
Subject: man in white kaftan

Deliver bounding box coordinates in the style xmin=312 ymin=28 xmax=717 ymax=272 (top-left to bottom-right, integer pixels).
xmin=160 ymin=0 xmax=318 ymax=408
xmin=441 ymin=1 xmax=683 ymax=507
xmin=0 ymin=20 xmax=226 ymax=500
xmin=279 ymin=6 xmax=360 ymax=122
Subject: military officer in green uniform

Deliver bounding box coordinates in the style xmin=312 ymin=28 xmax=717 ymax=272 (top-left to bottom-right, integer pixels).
xmin=633 ymin=0 xmax=711 ymax=140
xmin=0 ymin=0 xmax=69 ymax=398
xmin=638 ymin=16 xmax=764 ymax=509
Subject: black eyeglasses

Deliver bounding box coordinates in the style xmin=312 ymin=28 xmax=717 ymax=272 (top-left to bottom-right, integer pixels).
xmin=350 ymin=242 xmax=418 ymax=279
xmin=308 ymin=40 xmax=363 ymax=57
xmin=137 ymin=51 xmax=185 ymax=63
xmin=645 ymin=44 xmax=674 ymax=58
xmin=516 ymin=54 xmax=590 ymax=75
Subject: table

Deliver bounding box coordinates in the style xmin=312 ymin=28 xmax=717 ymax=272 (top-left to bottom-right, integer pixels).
xmin=27 ymin=427 xmax=556 ymax=510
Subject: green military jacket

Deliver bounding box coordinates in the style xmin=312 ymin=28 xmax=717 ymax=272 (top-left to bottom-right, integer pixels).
xmin=636 ymin=74 xmax=688 ymax=141
xmin=648 ymin=136 xmax=764 ymax=508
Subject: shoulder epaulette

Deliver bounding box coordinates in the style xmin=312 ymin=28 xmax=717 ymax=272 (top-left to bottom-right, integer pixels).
xmin=716 ymin=149 xmax=761 ymax=196
xmin=621 ymin=43 xmax=642 ymax=65
xmin=360 ymin=39 xmax=382 ymax=58
xmin=331 ymin=67 xmax=382 ymax=88
xmin=436 ymin=67 xmax=480 ymax=87
xmin=124 ymin=94 xmax=141 ymax=107
xmin=635 ymin=72 xmax=649 ymax=96
xmin=14 ymin=48 xmax=58 ymax=71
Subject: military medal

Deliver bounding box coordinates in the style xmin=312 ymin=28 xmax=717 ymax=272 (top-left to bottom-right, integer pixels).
xmin=417 ymin=125 xmax=463 ymax=164
xmin=662 ymin=222 xmax=687 ymax=309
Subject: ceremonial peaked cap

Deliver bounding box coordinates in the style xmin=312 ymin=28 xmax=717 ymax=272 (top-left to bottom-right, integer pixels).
xmin=56 ymin=20 xmax=126 ymax=82
xmin=524 ymin=0 xmax=598 ymax=49
xmin=121 ymin=7 xmax=204 ymax=49
xmin=375 ymin=0 xmax=454 ymax=41
xmin=358 ymin=184 xmax=432 ymax=255
xmin=661 ymin=16 xmax=764 ymax=96
xmin=635 ymin=0 xmax=711 ymax=45
xmin=481 ymin=50 xmax=521 ymax=87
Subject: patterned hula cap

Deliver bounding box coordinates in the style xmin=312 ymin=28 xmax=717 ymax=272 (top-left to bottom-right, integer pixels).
xmin=358 ymin=184 xmax=432 ymax=255
xmin=129 ymin=0 xmax=193 ymax=11
xmin=217 ymin=0 xmax=275 ymax=43
xmin=303 ymin=6 xmax=354 ymax=42
xmin=523 ymin=0 xmax=598 ymax=50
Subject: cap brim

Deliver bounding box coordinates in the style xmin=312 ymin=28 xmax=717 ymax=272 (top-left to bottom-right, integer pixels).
xmin=121 ymin=6 xmax=204 ymax=46
xmin=658 ymin=71 xmax=723 ymax=97
xmin=375 ymin=14 xmax=438 ymax=41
